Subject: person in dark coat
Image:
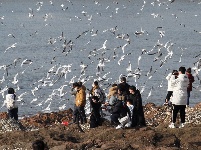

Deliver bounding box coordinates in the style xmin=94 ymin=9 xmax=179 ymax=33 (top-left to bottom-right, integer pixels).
xmin=128 ymin=86 xmax=146 ymax=127
xmin=117 ymin=77 xmax=130 ymax=96
xmin=89 ymin=96 xmax=102 ymax=128
xmin=186 ymin=68 xmax=195 ymax=106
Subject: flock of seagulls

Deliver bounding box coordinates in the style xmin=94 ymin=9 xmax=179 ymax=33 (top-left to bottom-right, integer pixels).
xmin=0 ymin=0 xmax=201 ymax=117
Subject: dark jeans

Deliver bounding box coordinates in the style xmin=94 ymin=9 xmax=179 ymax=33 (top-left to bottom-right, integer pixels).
xmin=73 ymin=105 xmax=87 ymax=124
xmin=8 ymin=107 xmax=18 ymax=121
xmin=172 ymin=105 xmax=186 ymax=123
xmin=187 ymin=91 xmax=190 ymax=105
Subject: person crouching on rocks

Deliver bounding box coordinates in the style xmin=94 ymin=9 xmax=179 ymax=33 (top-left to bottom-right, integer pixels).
xmin=102 ymin=83 xmax=118 ymax=111
xmin=5 ymin=87 xmax=18 ymax=121
xmin=110 ymin=88 xmax=127 ymax=126
xmin=116 ymin=99 xmax=133 ymax=129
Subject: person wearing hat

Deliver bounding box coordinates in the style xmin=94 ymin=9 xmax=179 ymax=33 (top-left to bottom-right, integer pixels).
xmin=128 ymin=86 xmax=146 ymax=127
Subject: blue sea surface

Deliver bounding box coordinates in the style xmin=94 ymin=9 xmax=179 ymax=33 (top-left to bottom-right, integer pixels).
xmin=0 ymin=0 xmax=201 ymax=117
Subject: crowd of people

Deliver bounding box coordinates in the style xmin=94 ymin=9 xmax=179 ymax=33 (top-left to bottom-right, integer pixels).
xmin=69 ymin=66 xmax=194 ymax=129
xmin=70 ymin=77 xmax=146 ymax=129
xmin=4 ymin=66 xmax=194 ymax=130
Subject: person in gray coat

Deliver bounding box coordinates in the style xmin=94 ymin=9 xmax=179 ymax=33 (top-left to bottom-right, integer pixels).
xmin=169 ymin=66 xmax=188 ymax=128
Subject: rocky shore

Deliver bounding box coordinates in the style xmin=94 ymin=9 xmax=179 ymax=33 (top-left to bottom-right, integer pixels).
xmin=1 ymin=103 xmax=201 ymax=149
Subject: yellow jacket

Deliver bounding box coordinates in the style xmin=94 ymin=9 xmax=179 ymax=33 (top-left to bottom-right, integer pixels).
xmin=75 ymin=87 xmax=86 ymax=107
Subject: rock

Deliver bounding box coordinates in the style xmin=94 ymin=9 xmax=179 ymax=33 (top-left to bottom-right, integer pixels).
xmin=1 ymin=104 xmax=201 ymax=149
xmin=194 ymin=102 xmax=201 ymax=110
xmin=0 ymin=112 xmax=8 ymax=119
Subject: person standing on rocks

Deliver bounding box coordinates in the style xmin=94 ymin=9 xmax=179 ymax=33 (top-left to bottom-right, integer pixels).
xmin=186 ymin=67 xmax=195 ymax=106
xmin=73 ymin=83 xmax=87 ymax=124
xmin=128 ymin=86 xmax=146 ymax=127
xmin=89 ymin=96 xmax=102 ymax=128
xmin=89 ymin=81 xmax=106 ymax=117
xmin=5 ymin=87 xmax=18 ymax=121
xmin=169 ymin=66 xmax=188 ymax=128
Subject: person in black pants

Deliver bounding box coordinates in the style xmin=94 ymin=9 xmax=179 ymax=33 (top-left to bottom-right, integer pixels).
xmin=169 ymin=67 xmax=188 ymax=128
xmin=73 ymin=83 xmax=87 ymax=124
xmin=89 ymin=96 xmax=101 ymax=128
xmin=128 ymin=86 xmax=146 ymax=127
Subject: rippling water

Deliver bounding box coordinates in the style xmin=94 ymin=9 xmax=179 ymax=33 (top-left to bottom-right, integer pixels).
xmin=0 ymin=0 xmax=201 ymax=117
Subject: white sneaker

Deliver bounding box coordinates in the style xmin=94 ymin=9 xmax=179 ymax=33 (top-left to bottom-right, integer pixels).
xmin=169 ymin=123 xmax=176 ymax=128
xmin=179 ymin=123 xmax=185 ymax=128
xmin=116 ymin=125 xmax=122 ymax=129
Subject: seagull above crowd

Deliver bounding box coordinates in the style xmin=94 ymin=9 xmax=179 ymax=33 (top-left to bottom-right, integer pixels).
xmin=4 ymin=43 xmax=17 ymax=53
xmin=21 ymin=59 xmax=32 ymax=67
xmin=80 ymin=62 xmax=88 ymax=74
xmin=12 ymin=73 xmax=19 ymax=84
xmin=126 ymin=61 xmax=132 ymax=72
xmin=118 ymin=55 xmax=125 ymax=65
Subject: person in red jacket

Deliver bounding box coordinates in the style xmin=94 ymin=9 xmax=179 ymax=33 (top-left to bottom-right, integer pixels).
xmin=186 ymin=68 xmax=195 ymax=106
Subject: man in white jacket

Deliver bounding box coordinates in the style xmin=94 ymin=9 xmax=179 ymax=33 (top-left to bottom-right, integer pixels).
xmin=169 ymin=67 xmax=188 ymax=128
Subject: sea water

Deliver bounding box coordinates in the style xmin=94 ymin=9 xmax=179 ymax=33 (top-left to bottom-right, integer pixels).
xmin=0 ymin=0 xmax=201 ymax=117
